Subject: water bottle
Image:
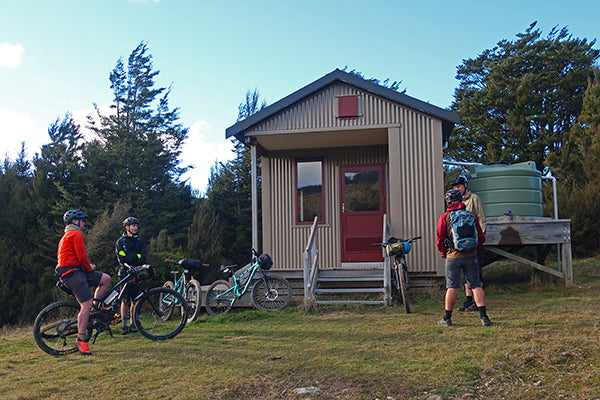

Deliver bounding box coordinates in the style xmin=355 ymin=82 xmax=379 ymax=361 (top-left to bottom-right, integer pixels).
xmin=104 ymin=290 xmax=118 ymax=305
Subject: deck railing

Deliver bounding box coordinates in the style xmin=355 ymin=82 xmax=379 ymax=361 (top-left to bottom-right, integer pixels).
xmin=303 ymin=216 xmax=319 ymax=306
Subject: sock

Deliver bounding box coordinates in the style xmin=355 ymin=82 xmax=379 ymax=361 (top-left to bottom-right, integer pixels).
xmin=478 ymin=306 xmax=487 ymax=318
xmin=123 ymin=316 xmax=129 ymax=327
xmin=465 ymin=295 xmax=473 ymax=304
xmin=444 ymin=310 xmax=452 ymax=321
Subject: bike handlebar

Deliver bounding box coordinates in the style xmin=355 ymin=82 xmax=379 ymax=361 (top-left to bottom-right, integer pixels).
xmin=372 ymin=236 xmax=422 ymax=247
xmin=165 ymin=259 xmax=209 ymax=269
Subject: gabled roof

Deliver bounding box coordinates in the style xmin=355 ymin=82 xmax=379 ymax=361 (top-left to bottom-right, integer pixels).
xmin=226 ymin=68 xmax=460 ymax=142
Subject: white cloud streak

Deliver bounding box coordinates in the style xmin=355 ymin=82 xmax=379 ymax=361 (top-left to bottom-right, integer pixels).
xmin=0 ymin=43 xmax=24 ymax=69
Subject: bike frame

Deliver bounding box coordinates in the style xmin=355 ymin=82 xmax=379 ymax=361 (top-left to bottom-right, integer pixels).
xmin=216 ymin=261 xmax=265 ymax=302
xmin=94 ymin=265 xmax=169 ymax=318
xmin=168 ymin=269 xmax=190 ymax=305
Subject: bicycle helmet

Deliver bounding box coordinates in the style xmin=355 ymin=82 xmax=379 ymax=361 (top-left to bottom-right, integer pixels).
xmin=122 ymin=216 xmax=140 ymax=226
xmin=63 ymin=209 xmax=88 ymax=225
xmin=220 ymin=265 xmax=233 ymax=278
xmin=450 ymin=174 xmax=468 ymax=187
xmin=258 ymin=253 xmax=273 ymax=270
xmin=445 ymin=189 xmax=463 ymax=204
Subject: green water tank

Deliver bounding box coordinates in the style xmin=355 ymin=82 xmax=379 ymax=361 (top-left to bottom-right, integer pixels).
xmin=467 ymin=161 xmax=543 ymax=218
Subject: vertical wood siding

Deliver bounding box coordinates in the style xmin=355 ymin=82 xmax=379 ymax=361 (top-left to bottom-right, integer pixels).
xmin=388 ymin=111 xmax=445 ymax=274
xmin=248 ymin=83 xmax=401 ymax=133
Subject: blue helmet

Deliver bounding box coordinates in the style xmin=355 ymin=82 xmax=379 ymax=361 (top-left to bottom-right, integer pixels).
xmin=63 ymin=209 xmax=88 ymax=225
xmin=450 ymin=174 xmax=468 ymax=187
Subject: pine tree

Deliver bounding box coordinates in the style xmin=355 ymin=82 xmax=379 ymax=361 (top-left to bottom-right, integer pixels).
xmin=449 ymin=22 xmax=599 ymax=168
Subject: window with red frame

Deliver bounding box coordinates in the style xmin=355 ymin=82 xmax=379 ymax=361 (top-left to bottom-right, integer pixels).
xmin=296 ymin=160 xmax=324 ymax=223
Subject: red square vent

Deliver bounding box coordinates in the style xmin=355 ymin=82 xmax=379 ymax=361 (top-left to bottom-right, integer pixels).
xmin=338 ymin=96 xmax=359 ymax=118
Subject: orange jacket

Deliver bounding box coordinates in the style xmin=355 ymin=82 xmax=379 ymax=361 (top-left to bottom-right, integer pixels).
xmin=57 ymin=229 xmax=93 ymax=272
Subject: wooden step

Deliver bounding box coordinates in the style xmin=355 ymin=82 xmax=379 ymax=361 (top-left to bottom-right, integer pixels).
xmin=315 ymin=300 xmax=385 ymax=305
xmin=315 ymin=288 xmax=384 ymax=294
xmin=317 ymin=276 xmax=383 ymax=283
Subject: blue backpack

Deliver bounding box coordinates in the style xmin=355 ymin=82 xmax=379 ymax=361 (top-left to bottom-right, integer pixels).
xmin=448 ymin=209 xmax=478 ymax=252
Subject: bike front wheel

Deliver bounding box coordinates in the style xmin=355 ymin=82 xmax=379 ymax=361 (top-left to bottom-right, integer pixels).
xmin=205 ymin=279 xmax=234 ymax=316
xmin=133 ymin=287 xmax=187 ymax=340
xmin=397 ymin=259 xmax=411 ymax=314
xmin=33 ymin=301 xmax=80 ymax=356
xmin=251 ymin=276 xmax=291 ymax=311
xmin=185 ymin=279 xmax=202 ymax=323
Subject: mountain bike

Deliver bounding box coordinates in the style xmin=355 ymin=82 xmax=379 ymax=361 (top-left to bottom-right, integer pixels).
xmin=163 ymin=258 xmax=208 ymax=323
xmin=33 ymin=264 xmax=188 ymax=356
xmin=204 ymin=249 xmax=291 ymax=316
xmin=374 ymin=236 xmax=421 ymax=313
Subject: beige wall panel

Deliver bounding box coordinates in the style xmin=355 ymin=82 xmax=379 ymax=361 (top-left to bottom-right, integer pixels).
xmin=263 ymin=146 xmax=388 ymax=270
xmin=387 ymin=110 xmax=445 ymax=274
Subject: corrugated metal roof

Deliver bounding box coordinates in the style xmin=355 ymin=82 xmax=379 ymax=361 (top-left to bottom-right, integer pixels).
xmin=226 ymin=69 xmax=460 ymax=142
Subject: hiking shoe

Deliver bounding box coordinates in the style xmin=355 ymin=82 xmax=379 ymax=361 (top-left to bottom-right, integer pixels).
xmin=121 ymin=325 xmax=129 ymax=335
xmin=437 ymin=318 xmax=452 ymax=327
xmin=128 ymin=324 xmax=137 ymax=333
xmin=458 ymin=300 xmax=474 ymax=311
xmin=480 ymin=315 xmax=492 ymax=326
xmin=465 ymin=302 xmax=479 ymax=312
xmin=75 ymin=338 xmax=92 ymax=355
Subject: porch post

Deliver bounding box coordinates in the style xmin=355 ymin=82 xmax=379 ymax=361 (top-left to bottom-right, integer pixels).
xmin=251 ymin=143 xmax=258 ymax=251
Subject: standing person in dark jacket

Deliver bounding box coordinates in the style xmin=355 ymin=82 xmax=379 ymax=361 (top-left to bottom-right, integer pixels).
xmin=436 ymin=189 xmax=491 ymax=327
xmin=115 ymin=216 xmax=147 ymax=335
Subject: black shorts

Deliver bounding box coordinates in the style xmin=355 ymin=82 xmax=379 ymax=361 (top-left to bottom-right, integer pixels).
xmin=119 ymin=266 xmax=143 ymax=302
xmin=57 ymin=267 xmax=103 ymax=304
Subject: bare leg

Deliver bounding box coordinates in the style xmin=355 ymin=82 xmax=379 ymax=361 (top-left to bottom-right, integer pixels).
xmin=94 ymin=273 xmax=111 ymax=301
xmin=472 ymin=286 xmax=486 ymax=307
xmin=445 ymin=288 xmax=458 ymax=311
xmin=464 ymin=283 xmax=473 ymax=298
xmin=78 ymin=299 xmax=93 ymax=337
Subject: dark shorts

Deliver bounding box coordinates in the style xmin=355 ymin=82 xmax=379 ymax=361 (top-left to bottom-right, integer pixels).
xmin=445 ymin=255 xmax=482 ymax=289
xmin=119 ymin=266 xmax=143 ymax=302
xmin=57 ymin=267 xmax=104 ymax=304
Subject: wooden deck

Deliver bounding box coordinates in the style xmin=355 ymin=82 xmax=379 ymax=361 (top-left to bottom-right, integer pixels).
xmin=483 ymin=216 xmax=572 ymax=286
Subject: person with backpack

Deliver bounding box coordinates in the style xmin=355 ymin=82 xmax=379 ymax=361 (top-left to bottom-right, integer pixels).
xmin=450 ymin=174 xmax=487 ymax=312
xmin=436 ymin=189 xmax=491 ymax=327
xmin=115 ymin=216 xmax=147 ymax=335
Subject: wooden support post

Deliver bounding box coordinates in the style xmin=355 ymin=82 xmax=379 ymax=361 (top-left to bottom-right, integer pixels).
xmin=561 ymin=242 xmax=573 ymax=287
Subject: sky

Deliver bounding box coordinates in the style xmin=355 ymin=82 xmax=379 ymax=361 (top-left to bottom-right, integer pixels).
xmin=1 ymin=0 xmax=598 ymax=194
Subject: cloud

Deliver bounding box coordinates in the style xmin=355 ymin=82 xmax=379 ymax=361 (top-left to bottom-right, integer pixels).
xmin=0 ymin=43 xmax=24 ymax=69
xmin=180 ymin=120 xmax=235 ymax=194
xmin=0 ymin=107 xmax=48 ymax=159
xmin=71 ymin=104 xmax=114 ymax=142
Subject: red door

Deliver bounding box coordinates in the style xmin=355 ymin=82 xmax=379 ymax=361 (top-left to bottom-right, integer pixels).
xmin=340 ymin=164 xmax=386 ymax=263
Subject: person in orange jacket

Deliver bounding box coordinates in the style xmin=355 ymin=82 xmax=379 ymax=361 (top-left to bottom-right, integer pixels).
xmin=56 ymin=209 xmax=111 ymax=355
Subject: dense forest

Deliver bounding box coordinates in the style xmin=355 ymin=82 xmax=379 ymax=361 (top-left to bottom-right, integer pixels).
xmin=2 ymin=23 xmax=599 ymax=326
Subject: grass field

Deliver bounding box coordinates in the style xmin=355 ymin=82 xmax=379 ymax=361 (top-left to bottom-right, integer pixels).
xmin=1 ymin=259 xmax=600 ymax=400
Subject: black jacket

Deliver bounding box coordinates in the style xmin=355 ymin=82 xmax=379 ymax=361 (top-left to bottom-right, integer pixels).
xmin=115 ymin=234 xmax=147 ymax=267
